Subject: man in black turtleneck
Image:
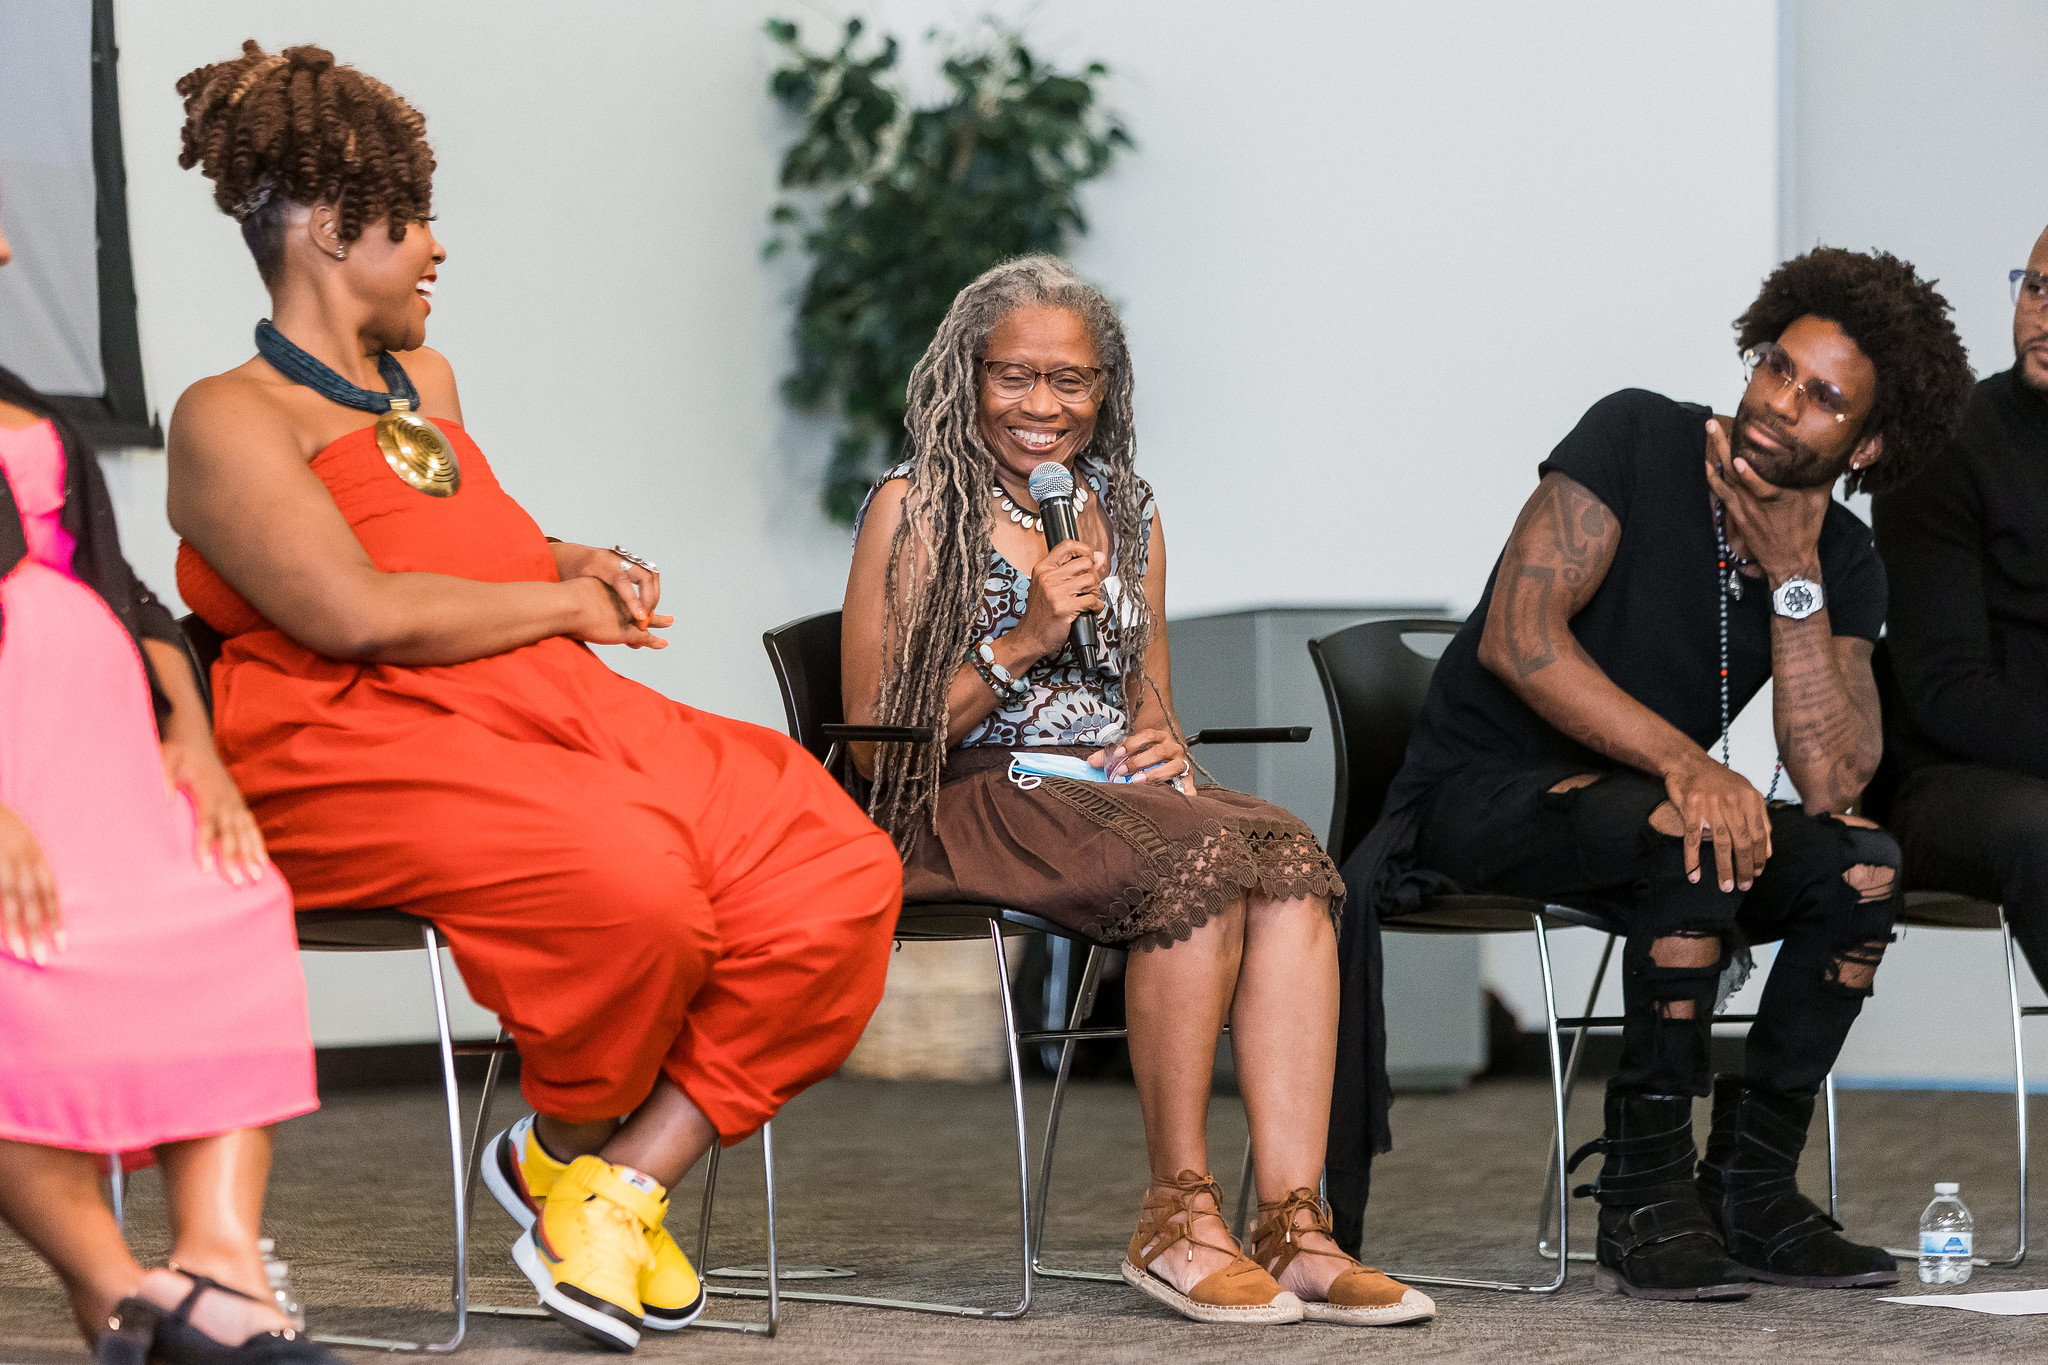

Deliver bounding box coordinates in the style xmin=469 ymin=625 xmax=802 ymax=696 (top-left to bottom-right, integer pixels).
xmin=1874 ymin=224 xmax=2048 ymax=986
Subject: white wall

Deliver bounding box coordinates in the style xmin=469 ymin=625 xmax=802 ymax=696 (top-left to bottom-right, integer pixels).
xmin=90 ymin=1 xmax=1777 ymax=1044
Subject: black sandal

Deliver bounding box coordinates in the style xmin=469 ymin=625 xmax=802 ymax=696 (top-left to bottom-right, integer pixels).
xmin=149 ymin=1272 xmax=345 ymax=1365
xmin=96 ymin=1296 xmax=160 ymax=1365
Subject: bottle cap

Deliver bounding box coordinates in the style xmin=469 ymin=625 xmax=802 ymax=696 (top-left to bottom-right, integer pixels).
xmin=1935 ymin=1182 xmax=1960 ymax=1195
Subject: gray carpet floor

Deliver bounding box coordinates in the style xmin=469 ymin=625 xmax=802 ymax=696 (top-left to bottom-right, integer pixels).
xmin=1 ymin=1075 xmax=2040 ymax=1364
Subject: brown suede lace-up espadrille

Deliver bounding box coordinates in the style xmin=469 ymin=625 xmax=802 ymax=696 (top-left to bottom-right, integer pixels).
xmin=1249 ymin=1188 xmax=1435 ymax=1326
xmin=1121 ymin=1170 xmax=1303 ymax=1324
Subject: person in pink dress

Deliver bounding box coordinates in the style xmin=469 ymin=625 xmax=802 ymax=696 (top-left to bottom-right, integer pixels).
xmin=0 ymin=183 xmax=334 ymax=1365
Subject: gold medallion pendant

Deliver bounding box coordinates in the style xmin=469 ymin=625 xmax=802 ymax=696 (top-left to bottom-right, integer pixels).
xmin=374 ymin=398 xmax=462 ymax=497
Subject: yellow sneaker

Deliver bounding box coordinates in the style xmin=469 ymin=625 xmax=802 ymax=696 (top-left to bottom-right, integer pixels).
xmin=512 ymin=1156 xmax=663 ymax=1352
xmin=483 ymin=1114 xmax=566 ymax=1232
xmin=637 ymin=1221 xmax=705 ymax=1332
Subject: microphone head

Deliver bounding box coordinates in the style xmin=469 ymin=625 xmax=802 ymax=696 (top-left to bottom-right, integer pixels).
xmin=1027 ymin=461 xmax=1075 ymax=502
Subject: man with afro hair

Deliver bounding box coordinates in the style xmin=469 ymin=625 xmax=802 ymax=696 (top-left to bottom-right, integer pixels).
xmin=1875 ymin=225 xmax=2048 ymax=999
xmin=1343 ymin=247 xmax=1971 ymax=1300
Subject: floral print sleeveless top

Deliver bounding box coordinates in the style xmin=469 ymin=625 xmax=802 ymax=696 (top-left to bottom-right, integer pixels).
xmin=860 ymin=458 xmax=1156 ymax=749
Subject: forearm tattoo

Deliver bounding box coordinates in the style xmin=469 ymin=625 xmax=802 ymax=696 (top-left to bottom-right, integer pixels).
xmin=1768 ymin=575 xmax=1880 ymax=811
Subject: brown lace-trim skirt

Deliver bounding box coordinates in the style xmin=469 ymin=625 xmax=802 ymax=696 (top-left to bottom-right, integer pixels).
xmin=901 ymin=745 xmax=1344 ymax=951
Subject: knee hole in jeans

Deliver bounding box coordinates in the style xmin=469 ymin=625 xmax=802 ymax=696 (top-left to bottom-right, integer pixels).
xmin=1547 ymin=772 xmax=1603 ymax=795
xmin=1843 ymin=861 xmax=1894 ymax=904
xmin=1647 ymin=929 xmax=1723 ymax=1019
xmin=1647 ymin=800 xmax=1685 ymax=838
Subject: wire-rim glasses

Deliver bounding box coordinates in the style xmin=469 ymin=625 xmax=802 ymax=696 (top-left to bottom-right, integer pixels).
xmin=979 ymin=360 xmax=1105 ymax=404
xmin=1742 ymin=341 xmax=1850 ymax=424
xmin=2013 ymin=269 xmax=2048 ymax=311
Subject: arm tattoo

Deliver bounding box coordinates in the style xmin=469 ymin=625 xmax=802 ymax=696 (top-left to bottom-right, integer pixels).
xmin=1503 ymin=566 xmax=1558 ymax=677
xmin=1493 ymin=475 xmax=1616 ymax=675
xmin=1480 ymin=473 xmax=1702 ymax=781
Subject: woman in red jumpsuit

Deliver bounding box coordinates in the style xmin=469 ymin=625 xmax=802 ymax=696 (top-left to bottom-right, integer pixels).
xmin=169 ymin=43 xmax=900 ymax=1352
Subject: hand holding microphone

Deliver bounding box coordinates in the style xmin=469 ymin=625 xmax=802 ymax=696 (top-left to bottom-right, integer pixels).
xmin=1024 ymin=461 xmax=1103 ymax=672
xmin=1019 ymin=539 xmax=1105 ymax=662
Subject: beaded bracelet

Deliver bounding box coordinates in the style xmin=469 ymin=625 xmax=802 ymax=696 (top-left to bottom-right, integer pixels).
xmin=969 ymin=639 xmax=1031 ymax=701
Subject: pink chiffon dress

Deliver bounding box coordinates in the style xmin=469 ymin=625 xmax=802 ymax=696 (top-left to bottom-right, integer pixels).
xmin=0 ymin=419 xmax=316 ymax=1153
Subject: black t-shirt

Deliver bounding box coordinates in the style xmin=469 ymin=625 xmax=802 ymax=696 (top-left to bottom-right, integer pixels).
xmin=1384 ymin=388 xmax=1888 ymax=812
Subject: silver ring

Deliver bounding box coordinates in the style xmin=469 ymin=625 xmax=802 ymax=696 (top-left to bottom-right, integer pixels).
xmin=609 ymin=544 xmax=659 ymax=573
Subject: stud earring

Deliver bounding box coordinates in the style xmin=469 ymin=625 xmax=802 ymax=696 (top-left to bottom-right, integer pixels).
xmin=332 ymin=246 xmax=347 ymax=260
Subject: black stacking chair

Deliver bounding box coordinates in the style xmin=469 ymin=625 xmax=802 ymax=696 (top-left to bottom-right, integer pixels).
xmin=176 ymin=616 xmax=780 ymax=1346
xmin=1861 ymin=640 xmax=2034 ymax=1267
xmin=754 ymin=610 xmax=1311 ymax=1316
xmin=1308 ymin=617 xmax=1839 ymax=1291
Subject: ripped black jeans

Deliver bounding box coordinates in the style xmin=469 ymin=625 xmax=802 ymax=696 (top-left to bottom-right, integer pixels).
xmin=1413 ymin=761 xmax=1899 ymax=1101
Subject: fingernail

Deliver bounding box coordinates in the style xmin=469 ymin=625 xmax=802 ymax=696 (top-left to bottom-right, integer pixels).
xmin=1722 ymin=880 xmax=1735 ymax=892
xmin=1689 ymin=872 xmax=1699 ymax=883
xmin=30 ymin=941 xmax=47 ymax=965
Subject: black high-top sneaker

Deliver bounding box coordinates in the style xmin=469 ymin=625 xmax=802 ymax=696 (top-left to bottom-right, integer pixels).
xmin=1567 ymin=1089 xmax=1751 ymax=1301
xmin=1696 ymin=1075 xmax=1897 ymax=1288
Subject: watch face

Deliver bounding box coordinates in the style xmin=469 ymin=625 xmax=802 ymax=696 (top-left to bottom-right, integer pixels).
xmin=1776 ymin=578 xmax=1822 ymax=618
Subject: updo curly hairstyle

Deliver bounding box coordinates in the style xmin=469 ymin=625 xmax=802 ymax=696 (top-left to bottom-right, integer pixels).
xmin=1734 ymin=246 xmax=1972 ymax=496
xmin=176 ymin=41 xmax=435 ymax=286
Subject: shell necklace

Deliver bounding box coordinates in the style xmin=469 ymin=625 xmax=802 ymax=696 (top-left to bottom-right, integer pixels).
xmin=992 ymin=474 xmax=1087 ymax=531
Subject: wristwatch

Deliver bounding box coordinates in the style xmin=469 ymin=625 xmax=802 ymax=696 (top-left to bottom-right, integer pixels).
xmin=1771 ymin=576 xmax=1826 ymax=620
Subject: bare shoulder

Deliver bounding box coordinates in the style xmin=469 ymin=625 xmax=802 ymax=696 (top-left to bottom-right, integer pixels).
xmin=855 ymin=476 xmax=911 ymax=542
xmin=169 ymin=365 xmax=299 ymax=465
xmin=394 ymin=344 xmax=462 ymax=422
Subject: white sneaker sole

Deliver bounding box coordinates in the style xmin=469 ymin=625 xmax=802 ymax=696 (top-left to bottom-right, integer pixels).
xmin=482 ymin=1118 xmax=539 ymax=1233
xmin=512 ymin=1228 xmax=641 ymax=1352
xmin=1119 ymin=1259 xmax=1303 ymax=1324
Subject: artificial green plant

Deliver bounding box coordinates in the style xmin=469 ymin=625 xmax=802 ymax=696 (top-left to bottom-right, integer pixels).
xmin=764 ymin=17 xmax=1131 ymax=523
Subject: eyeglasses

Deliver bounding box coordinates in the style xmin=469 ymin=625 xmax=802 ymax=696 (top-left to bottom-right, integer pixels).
xmin=2012 ymin=269 xmax=2048 ymax=311
xmin=1743 ymin=341 xmax=1850 ymax=424
xmin=980 ymin=360 xmax=1105 ymax=404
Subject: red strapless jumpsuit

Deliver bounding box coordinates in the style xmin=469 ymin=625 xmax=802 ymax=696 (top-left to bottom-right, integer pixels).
xmin=177 ymin=422 xmax=901 ymax=1138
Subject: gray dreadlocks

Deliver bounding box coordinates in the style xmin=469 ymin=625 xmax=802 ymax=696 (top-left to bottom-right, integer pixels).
xmin=869 ymin=255 xmax=1152 ymax=851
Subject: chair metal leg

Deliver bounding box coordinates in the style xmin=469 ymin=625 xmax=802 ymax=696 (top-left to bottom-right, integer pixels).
xmin=1823 ymin=1073 xmax=1839 ymax=1220
xmin=1039 ymin=936 xmax=1073 ymax=1073
xmin=1996 ymin=914 xmax=2030 ymax=1268
xmin=691 ymin=1125 xmax=781 ymax=1337
xmin=312 ymin=926 xmax=474 ymax=1353
xmin=1393 ymin=913 xmax=1569 ymax=1293
xmin=715 ymin=922 xmax=1037 ymax=1318
xmin=1538 ymin=933 xmax=1615 ymax=1261
xmin=107 ymin=1159 xmax=125 ymax=1232
xmin=1030 ymin=945 xmax=1121 ymax=1284
xmin=460 ymin=1031 xmax=547 ymax=1327
xmin=696 ymin=1140 xmax=721 ymax=1272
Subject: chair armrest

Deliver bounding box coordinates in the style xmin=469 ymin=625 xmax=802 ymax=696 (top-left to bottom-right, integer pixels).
xmin=1188 ymin=726 xmax=1311 ymax=745
xmin=820 ymin=723 xmax=938 ymax=745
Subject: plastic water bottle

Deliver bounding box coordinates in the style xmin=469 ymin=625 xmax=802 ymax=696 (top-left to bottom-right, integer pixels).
xmin=1917 ymin=1183 xmax=1974 ymax=1285
xmin=259 ymin=1238 xmax=307 ymax=1331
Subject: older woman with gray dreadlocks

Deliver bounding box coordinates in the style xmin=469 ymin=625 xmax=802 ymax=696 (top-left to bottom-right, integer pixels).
xmin=842 ymin=255 xmax=1432 ymax=1329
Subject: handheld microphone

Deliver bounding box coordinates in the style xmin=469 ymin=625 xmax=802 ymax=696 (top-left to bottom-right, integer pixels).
xmin=1027 ymin=460 xmax=1101 ymax=673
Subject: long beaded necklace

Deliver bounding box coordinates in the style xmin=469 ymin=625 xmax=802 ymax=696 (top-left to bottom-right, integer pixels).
xmin=1714 ymin=498 xmax=1784 ymax=800
xmin=992 ymin=474 xmax=1087 ymax=531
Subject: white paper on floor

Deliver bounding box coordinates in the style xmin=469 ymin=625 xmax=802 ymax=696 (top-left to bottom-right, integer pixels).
xmin=1880 ymin=1288 xmax=2048 ymax=1316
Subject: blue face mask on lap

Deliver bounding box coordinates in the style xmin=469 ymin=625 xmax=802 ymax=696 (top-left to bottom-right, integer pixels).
xmin=1007 ymin=750 xmax=1128 ymax=790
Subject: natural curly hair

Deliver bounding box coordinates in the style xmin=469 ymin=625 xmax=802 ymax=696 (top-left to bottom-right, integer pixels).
xmin=175 ymin=41 xmax=434 ymax=286
xmin=865 ymin=255 xmax=1157 ymax=852
xmin=1734 ymin=246 xmax=1972 ymax=496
